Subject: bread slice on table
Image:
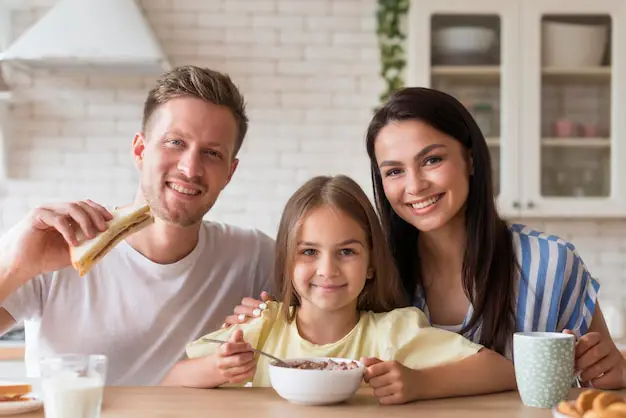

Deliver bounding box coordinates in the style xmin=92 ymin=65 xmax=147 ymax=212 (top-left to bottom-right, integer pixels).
xmin=0 ymin=382 xmax=32 ymax=401
xmin=70 ymin=203 xmax=154 ymax=276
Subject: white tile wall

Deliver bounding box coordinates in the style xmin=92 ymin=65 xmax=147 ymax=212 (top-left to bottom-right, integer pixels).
xmin=1 ymin=0 xmax=625 ymax=312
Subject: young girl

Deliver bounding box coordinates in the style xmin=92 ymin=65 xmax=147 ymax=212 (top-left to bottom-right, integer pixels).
xmin=181 ymin=175 xmax=515 ymax=404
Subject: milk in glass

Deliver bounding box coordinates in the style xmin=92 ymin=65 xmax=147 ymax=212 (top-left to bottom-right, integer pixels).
xmin=42 ymin=372 xmax=104 ymax=418
xmin=39 ymin=352 xmax=107 ymax=418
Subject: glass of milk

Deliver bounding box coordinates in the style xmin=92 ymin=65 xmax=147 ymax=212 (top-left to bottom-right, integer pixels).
xmin=39 ymin=354 xmax=107 ymax=418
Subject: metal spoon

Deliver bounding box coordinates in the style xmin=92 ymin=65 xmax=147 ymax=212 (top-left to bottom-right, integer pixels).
xmin=199 ymin=337 xmax=290 ymax=367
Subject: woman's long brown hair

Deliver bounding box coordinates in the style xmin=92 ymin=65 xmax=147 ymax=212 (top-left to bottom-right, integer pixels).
xmin=275 ymin=175 xmax=408 ymax=321
xmin=365 ymin=87 xmax=518 ymax=355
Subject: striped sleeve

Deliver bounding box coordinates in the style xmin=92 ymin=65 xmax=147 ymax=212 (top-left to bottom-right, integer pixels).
xmin=513 ymin=225 xmax=600 ymax=339
xmin=555 ymin=247 xmax=600 ymax=338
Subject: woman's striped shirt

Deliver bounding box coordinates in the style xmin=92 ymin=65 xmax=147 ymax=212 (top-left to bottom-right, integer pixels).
xmin=413 ymin=223 xmax=600 ymax=357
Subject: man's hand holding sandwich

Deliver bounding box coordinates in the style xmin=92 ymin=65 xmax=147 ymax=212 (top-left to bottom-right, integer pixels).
xmin=0 ymin=200 xmax=153 ymax=302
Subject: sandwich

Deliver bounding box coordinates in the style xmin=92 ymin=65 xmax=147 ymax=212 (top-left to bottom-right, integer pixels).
xmin=70 ymin=203 xmax=154 ymax=276
xmin=0 ymin=382 xmax=32 ymax=402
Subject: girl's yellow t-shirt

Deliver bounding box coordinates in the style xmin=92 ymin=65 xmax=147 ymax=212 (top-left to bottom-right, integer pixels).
xmin=186 ymin=301 xmax=482 ymax=387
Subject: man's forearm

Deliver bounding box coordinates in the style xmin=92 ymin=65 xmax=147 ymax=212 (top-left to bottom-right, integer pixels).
xmin=0 ymin=252 xmax=30 ymax=306
xmin=410 ymin=349 xmax=517 ymax=401
xmin=0 ymin=225 xmax=33 ymax=305
xmin=160 ymin=356 xmax=226 ymax=388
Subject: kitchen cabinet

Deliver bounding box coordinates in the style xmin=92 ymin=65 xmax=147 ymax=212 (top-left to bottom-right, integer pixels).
xmin=407 ymin=0 xmax=626 ymax=218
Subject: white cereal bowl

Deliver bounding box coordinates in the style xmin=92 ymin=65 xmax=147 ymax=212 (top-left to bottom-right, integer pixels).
xmin=268 ymin=357 xmax=365 ymax=405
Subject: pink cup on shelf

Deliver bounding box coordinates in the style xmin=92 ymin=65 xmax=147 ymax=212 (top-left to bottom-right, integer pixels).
xmin=581 ymin=123 xmax=599 ymax=137
xmin=553 ymin=119 xmax=576 ymax=137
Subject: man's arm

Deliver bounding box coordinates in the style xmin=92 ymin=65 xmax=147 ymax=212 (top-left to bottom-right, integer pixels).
xmin=0 ymin=200 xmax=113 ymax=323
xmin=0 ymin=239 xmax=38 ymax=307
xmin=0 ymin=247 xmax=36 ymax=334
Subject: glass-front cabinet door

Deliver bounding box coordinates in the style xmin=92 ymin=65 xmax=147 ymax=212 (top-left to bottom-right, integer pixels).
xmin=407 ymin=0 xmax=522 ymax=217
xmin=520 ymin=0 xmax=626 ymax=216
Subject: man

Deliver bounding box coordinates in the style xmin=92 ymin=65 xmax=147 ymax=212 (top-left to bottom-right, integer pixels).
xmin=0 ymin=65 xmax=274 ymax=385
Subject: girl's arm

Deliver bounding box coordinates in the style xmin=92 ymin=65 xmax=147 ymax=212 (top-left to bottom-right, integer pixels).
xmin=160 ymin=354 xmax=225 ymax=388
xmin=160 ymin=329 xmax=256 ymax=388
xmin=362 ymin=348 xmax=515 ymax=404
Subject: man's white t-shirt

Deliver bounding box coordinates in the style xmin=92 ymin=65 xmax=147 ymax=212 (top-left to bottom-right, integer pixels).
xmin=2 ymin=221 xmax=274 ymax=386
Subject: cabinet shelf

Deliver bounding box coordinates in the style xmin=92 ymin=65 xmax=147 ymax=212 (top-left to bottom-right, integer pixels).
xmin=542 ymin=67 xmax=611 ymax=76
xmin=541 ymin=138 xmax=610 ymax=147
xmin=542 ymin=67 xmax=611 ymax=82
xmin=486 ymin=138 xmax=609 ymax=148
xmin=431 ymin=66 xmax=610 ymax=80
xmin=431 ymin=66 xmax=500 ymax=79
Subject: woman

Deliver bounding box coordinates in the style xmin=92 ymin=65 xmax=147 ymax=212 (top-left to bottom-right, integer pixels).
xmin=226 ymin=87 xmax=625 ymax=390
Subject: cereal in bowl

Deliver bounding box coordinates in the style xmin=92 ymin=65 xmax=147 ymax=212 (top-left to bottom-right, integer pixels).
xmin=274 ymin=359 xmax=360 ymax=371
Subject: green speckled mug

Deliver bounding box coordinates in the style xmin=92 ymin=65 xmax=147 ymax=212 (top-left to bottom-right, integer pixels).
xmin=513 ymin=332 xmax=575 ymax=408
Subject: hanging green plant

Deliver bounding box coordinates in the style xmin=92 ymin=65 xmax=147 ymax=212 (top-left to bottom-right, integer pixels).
xmin=376 ymin=0 xmax=409 ymax=104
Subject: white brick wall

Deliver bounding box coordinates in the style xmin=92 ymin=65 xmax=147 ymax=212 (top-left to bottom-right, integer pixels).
xmin=1 ymin=0 xmax=625 ymax=313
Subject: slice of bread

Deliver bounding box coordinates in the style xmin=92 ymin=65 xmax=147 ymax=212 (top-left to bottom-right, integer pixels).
xmin=0 ymin=382 xmax=31 ymax=401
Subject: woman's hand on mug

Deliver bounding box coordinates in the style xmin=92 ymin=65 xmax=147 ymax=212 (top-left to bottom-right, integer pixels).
xmin=564 ymin=329 xmax=626 ymax=389
xmin=222 ymin=291 xmax=273 ymax=328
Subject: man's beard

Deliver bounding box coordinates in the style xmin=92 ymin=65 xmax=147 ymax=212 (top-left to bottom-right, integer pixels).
xmin=141 ymin=181 xmax=211 ymax=227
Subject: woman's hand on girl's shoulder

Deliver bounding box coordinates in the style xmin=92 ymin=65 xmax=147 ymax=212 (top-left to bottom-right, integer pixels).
xmin=360 ymin=357 xmax=418 ymax=405
xmin=222 ymin=292 xmax=274 ymax=328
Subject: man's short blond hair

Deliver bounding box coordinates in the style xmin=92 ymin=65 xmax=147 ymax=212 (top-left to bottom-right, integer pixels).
xmin=142 ymin=65 xmax=248 ymax=156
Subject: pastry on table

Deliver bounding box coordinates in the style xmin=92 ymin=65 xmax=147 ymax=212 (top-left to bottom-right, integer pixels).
xmin=556 ymin=389 xmax=626 ymax=417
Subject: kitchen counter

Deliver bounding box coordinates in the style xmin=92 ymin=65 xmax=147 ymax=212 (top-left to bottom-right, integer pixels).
xmin=0 ymin=342 xmax=24 ymax=361
xmin=19 ymin=387 xmax=626 ymax=418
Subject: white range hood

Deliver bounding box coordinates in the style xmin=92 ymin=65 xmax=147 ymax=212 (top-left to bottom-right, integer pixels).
xmin=0 ymin=0 xmax=171 ymax=75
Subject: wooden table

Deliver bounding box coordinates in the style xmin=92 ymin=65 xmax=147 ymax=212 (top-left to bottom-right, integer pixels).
xmin=22 ymin=387 xmax=626 ymax=418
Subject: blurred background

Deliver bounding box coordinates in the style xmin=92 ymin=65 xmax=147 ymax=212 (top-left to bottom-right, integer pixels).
xmin=0 ymin=0 xmax=625 ymax=370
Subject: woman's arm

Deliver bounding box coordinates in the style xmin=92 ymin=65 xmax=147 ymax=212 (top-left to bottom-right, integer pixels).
xmin=362 ymin=348 xmax=516 ymax=404
xmin=409 ymin=348 xmax=516 ymax=400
